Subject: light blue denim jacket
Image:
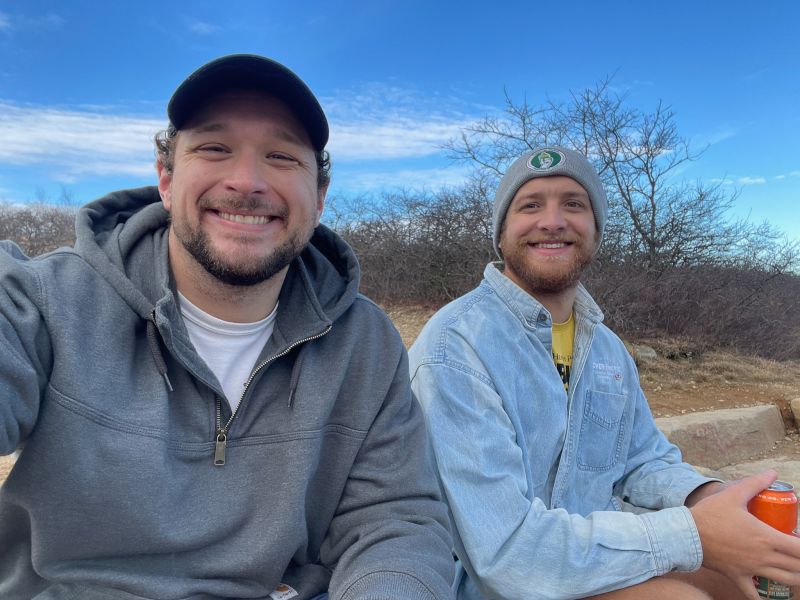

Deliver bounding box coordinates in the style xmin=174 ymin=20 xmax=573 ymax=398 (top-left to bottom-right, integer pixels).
xmin=409 ymin=264 xmax=715 ymax=600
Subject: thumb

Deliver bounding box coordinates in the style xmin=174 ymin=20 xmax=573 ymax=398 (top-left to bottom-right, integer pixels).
xmin=727 ymin=469 xmax=779 ymax=504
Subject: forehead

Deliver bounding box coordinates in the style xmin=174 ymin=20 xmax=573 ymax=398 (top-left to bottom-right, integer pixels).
xmin=514 ymin=175 xmax=590 ymax=200
xmin=180 ymin=90 xmax=312 ymax=148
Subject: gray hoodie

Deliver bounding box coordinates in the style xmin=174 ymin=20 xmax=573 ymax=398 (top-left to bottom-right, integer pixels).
xmin=0 ymin=187 xmax=454 ymax=600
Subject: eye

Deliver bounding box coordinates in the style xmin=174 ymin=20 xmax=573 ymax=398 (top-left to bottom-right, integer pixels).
xmin=197 ymin=144 xmax=229 ymax=154
xmin=267 ymin=152 xmax=297 ymax=162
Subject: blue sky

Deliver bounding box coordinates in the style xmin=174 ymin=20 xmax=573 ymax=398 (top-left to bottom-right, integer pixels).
xmin=1 ymin=1 xmax=798 ymax=241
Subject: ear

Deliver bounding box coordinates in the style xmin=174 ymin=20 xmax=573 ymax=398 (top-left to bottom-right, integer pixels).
xmin=314 ymin=183 xmax=328 ymax=227
xmin=156 ymin=160 xmax=173 ymax=211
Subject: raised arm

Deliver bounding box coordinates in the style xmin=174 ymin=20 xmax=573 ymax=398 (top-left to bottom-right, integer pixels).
xmin=0 ymin=242 xmax=51 ymax=454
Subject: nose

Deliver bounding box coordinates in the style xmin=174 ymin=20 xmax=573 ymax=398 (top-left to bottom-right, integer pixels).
xmin=537 ymin=204 xmax=567 ymax=231
xmin=223 ymin=153 xmax=268 ymax=196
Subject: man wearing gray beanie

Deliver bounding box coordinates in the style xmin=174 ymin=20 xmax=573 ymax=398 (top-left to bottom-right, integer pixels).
xmin=409 ymin=147 xmax=796 ymax=599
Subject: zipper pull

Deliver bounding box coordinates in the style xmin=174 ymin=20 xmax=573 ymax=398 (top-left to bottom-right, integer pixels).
xmin=214 ymin=431 xmax=227 ymax=466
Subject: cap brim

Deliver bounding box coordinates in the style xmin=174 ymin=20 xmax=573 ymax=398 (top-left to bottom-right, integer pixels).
xmin=167 ymin=54 xmax=328 ymax=152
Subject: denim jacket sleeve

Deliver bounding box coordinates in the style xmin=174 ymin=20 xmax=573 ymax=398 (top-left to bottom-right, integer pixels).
xmin=412 ymin=360 xmax=704 ymax=600
xmin=616 ymin=380 xmax=719 ymax=510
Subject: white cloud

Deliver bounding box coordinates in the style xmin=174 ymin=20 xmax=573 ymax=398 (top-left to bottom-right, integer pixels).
xmin=187 ymin=20 xmax=219 ymax=35
xmin=711 ymin=175 xmax=767 ymax=186
xmin=329 ymin=119 xmax=468 ymax=161
xmin=791 ymin=171 xmax=800 ymax=177
xmin=2 ymin=12 xmax=64 ymax=32
xmin=323 ymin=83 xmax=477 ymax=161
xmin=776 ymin=175 xmax=786 ymax=180
xmin=0 ymin=83 xmax=481 ymax=185
xmin=334 ymin=165 xmax=471 ymax=193
xmin=737 ymin=176 xmax=766 ymax=185
xmin=0 ymin=102 xmax=162 ymax=182
xmin=694 ymin=127 xmax=736 ymax=148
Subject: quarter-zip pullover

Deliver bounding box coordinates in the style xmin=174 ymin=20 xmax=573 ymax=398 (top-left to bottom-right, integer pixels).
xmin=0 ymin=186 xmax=454 ymax=600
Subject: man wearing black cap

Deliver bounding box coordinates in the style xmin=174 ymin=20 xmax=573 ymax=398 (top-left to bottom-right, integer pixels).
xmin=409 ymin=147 xmax=800 ymax=600
xmin=0 ymin=55 xmax=454 ymax=600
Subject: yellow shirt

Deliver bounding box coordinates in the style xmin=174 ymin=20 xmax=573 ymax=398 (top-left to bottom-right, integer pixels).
xmin=552 ymin=312 xmax=574 ymax=391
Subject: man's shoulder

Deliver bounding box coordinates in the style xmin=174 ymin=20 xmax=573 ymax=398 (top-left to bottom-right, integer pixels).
xmin=332 ymin=293 xmax=407 ymax=354
xmin=348 ymin=293 xmax=403 ymax=330
xmin=409 ymin=283 xmax=502 ymax=365
xmin=590 ymin=321 xmax=632 ymax=354
xmin=0 ymin=239 xmax=83 ymax=275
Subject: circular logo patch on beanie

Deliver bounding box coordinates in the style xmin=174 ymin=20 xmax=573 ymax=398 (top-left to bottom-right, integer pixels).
xmin=528 ymin=149 xmax=563 ymax=171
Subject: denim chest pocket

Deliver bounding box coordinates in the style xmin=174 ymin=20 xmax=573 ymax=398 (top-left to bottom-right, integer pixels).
xmin=577 ymin=389 xmax=629 ymax=471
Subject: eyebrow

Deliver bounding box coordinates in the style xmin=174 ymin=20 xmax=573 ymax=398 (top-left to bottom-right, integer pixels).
xmin=513 ymin=189 xmax=589 ymax=205
xmin=184 ymin=122 xmax=306 ymax=146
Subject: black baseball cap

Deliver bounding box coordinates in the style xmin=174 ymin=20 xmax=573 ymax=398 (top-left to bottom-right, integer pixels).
xmin=167 ymin=54 xmax=329 ymax=151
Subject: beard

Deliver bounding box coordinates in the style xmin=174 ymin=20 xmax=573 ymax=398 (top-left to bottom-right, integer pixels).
xmin=501 ymin=235 xmax=595 ymax=295
xmin=172 ymin=194 xmax=315 ymax=287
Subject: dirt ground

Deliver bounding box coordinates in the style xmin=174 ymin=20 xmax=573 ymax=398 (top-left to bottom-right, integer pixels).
xmin=2 ymin=306 xmax=798 ymax=484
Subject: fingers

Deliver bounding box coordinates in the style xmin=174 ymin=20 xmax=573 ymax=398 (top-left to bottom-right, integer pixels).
xmin=725 ymin=469 xmax=779 ymax=504
xmin=731 ymin=574 xmax=764 ymax=600
xmin=769 ymin=530 xmax=800 ymax=561
xmin=756 ymin=568 xmax=800 ymax=588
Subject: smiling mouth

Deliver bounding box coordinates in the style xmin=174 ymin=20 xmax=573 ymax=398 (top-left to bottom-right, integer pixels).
xmin=531 ymin=241 xmax=572 ymax=249
xmin=217 ymin=211 xmax=275 ymax=225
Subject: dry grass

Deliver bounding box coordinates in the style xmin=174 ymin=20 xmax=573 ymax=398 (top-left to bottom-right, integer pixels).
xmin=383 ymin=305 xmax=437 ymax=348
xmin=0 ymin=455 xmax=13 ymax=482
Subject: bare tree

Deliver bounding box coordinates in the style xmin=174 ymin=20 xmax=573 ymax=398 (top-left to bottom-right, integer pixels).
xmin=447 ymin=78 xmax=798 ymax=274
xmin=331 ymin=183 xmax=494 ymax=305
xmin=0 ymin=203 xmax=76 ymax=256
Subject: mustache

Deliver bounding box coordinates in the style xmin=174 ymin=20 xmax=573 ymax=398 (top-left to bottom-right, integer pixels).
xmin=197 ymin=194 xmax=288 ymax=218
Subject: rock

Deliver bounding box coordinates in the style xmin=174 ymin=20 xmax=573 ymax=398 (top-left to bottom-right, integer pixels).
xmin=632 ymin=344 xmax=658 ymax=362
xmin=791 ymin=398 xmax=800 ymax=424
xmin=656 ymin=405 xmax=786 ymax=470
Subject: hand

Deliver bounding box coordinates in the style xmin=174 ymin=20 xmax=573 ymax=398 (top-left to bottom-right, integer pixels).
xmin=690 ymin=469 xmax=800 ymax=600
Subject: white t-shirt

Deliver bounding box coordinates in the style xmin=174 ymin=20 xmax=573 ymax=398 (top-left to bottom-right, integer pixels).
xmin=178 ymin=292 xmax=277 ymax=412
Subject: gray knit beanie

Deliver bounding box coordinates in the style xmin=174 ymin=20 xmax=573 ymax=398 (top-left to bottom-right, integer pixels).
xmin=492 ymin=147 xmax=607 ymax=258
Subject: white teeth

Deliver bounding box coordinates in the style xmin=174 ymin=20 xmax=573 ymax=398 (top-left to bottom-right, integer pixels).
xmin=536 ymin=242 xmax=567 ymax=249
xmin=218 ymin=212 xmax=272 ymax=225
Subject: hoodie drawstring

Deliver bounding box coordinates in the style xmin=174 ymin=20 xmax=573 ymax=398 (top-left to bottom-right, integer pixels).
xmin=146 ymin=317 xmax=173 ymax=392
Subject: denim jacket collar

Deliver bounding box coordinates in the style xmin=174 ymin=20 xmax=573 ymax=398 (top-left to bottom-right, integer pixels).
xmin=483 ymin=262 xmax=604 ymax=328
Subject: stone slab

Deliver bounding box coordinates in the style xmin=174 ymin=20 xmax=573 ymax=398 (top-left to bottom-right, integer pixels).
xmin=656 ymin=405 xmax=786 ymax=470
xmin=791 ymin=398 xmax=800 ymax=424
xmin=713 ymin=458 xmax=800 ymax=489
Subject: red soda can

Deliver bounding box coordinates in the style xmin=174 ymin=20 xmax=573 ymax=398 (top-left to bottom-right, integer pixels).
xmin=748 ymin=481 xmax=798 ymax=599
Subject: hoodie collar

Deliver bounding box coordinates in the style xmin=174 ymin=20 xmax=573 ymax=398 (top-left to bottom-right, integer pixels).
xmin=74 ymin=186 xmax=361 ymax=338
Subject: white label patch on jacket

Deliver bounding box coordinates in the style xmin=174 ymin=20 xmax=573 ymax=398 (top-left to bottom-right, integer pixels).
xmin=592 ymin=362 xmax=624 ymax=389
xmin=270 ymin=584 xmax=299 ymax=600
